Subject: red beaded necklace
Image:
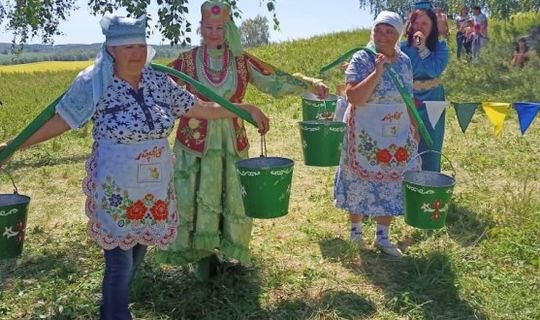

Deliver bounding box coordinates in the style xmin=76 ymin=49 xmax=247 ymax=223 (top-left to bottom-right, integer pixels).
xmin=201 ymin=45 xmax=230 ymax=86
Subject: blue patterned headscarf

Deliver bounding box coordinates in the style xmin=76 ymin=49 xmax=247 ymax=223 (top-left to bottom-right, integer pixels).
xmin=101 ymin=14 xmax=147 ymax=46
xmin=55 ymin=14 xmax=155 ymax=128
xmin=413 ymin=1 xmax=434 ymax=11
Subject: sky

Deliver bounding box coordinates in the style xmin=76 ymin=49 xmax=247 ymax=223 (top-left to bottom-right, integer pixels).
xmin=0 ymin=0 xmax=374 ymax=45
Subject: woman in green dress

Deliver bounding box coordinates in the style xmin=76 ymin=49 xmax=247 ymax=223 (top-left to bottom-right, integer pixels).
xmin=157 ymin=1 xmax=328 ymax=276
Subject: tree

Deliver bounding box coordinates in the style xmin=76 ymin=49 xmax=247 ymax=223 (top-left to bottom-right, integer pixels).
xmin=357 ymin=0 xmax=540 ymax=20
xmin=240 ymin=15 xmax=270 ymax=48
xmin=0 ymin=0 xmax=279 ymax=52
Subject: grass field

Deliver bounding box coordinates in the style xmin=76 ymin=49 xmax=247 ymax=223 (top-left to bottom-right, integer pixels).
xmin=0 ymin=24 xmax=539 ymax=320
xmin=0 ymin=61 xmax=93 ymax=73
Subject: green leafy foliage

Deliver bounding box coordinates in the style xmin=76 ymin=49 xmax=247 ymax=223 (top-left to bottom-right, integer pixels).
xmin=0 ymin=0 xmax=279 ymax=51
xmin=240 ymin=15 xmax=270 ymax=48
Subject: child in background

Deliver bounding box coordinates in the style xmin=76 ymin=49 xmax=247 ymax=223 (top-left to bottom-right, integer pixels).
xmin=511 ymin=38 xmax=530 ymax=68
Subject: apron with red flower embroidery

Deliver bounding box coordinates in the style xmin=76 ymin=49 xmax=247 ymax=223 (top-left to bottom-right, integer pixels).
xmin=83 ymin=138 xmax=178 ymax=250
xmin=346 ymin=103 xmax=419 ymax=182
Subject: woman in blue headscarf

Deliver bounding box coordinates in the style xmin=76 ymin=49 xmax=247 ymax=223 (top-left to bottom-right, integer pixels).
xmin=0 ymin=14 xmax=268 ymax=319
xmin=400 ymin=1 xmax=449 ymax=172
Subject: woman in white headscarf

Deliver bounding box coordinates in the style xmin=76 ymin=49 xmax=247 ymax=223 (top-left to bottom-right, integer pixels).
xmin=333 ymin=11 xmax=419 ymax=257
xmin=0 ymin=14 xmax=268 ymax=319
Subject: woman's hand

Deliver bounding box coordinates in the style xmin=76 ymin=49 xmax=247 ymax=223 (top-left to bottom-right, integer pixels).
xmin=374 ymin=53 xmax=392 ymax=73
xmin=313 ymin=82 xmax=329 ymax=100
xmin=0 ymin=141 xmax=10 ymax=170
xmin=243 ymin=104 xmax=270 ymax=135
xmin=413 ymin=31 xmax=427 ymax=48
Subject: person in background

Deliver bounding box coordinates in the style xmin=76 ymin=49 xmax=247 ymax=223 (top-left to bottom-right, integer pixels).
xmin=435 ymin=7 xmax=449 ymax=39
xmin=455 ymin=6 xmax=469 ymax=60
xmin=334 ymin=11 xmax=419 ymax=257
xmin=471 ymin=6 xmax=488 ymax=48
xmin=463 ymin=19 xmax=475 ymax=60
xmin=0 ymin=14 xmax=269 ymax=319
xmin=400 ymin=1 xmax=449 ymax=172
xmin=470 ymin=23 xmax=485 ymax=63
xmin=511 ymin=38 xmax=530 ymax=68
xmin=157 ymin=0 xmax=328 ymax=278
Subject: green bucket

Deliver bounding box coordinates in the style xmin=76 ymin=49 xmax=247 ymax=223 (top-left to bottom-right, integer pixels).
xmin=299 ymin=120 xmax=345 ymax=167
xmin=236 ymin=156 xmax=294 ymax=219
xmin=403 ymin=151 xmax=456 ymax=229
xmin=0 ymin=172 xmax=31 ymax=259
xmin=301 ymin=93 xmax=338 ymax=121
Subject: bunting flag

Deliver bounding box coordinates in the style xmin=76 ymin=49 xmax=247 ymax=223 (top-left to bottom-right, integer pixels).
xmin=424 ymin=101 xmax=448 ymax=130
xmin=482 ymin=102 xmax=511 ymax=137
xmin=452 ymin=102 xmax=480 ymax=133
xmin=513 ymin=102 xmax=540 ymax=135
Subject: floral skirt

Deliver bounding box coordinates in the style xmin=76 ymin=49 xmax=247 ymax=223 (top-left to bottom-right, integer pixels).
xmin=334 ymin=165 xmax=405 ymax=216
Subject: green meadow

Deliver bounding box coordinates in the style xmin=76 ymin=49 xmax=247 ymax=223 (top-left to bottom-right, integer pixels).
xmin=1 ymin=14 xmax=540 ymax=319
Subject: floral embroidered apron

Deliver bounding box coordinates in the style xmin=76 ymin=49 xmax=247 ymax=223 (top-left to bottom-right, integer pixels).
xmin=346 ymin=103 xmax=419 ymax=182
xmin=83 ymin=138 xmax=177 ymax=250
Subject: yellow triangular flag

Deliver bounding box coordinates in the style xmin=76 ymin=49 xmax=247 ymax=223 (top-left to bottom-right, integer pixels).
xmin=482 ymin=102 xmax=511 ymax=137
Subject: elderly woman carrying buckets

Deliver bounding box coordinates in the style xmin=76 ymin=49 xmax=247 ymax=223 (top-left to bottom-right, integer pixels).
xmin=0 ymin=14 xmax=268 ymax=319
xmin=333 ymin=11 xmax=420 ymax=257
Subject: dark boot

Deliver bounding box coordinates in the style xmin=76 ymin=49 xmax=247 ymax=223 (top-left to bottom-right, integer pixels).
xmin=195 ymin=254 xmax=220 ymax=282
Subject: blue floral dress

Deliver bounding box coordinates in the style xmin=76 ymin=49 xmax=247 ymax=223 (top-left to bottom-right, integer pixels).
xmin=334 ymin=50 xmax=419 ymax=216
xmin=56 ymin=67 xmax=196 ymax=250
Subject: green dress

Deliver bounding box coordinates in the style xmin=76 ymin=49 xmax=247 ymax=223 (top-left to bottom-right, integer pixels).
xmin=156 ymin=45 xmax=313 ymax=265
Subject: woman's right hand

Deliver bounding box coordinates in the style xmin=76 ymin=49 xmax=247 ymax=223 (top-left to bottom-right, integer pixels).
xmin=413 ymin=31 xmax=427 ymax=48
xmin=374 ymin=53 xmax=390 ymax=74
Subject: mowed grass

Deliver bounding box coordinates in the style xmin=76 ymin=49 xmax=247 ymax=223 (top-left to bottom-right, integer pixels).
xmin=0 ymin=61 xmax=93 ymax=73
xmin=1 ymin=27 xmax=540 ymax=320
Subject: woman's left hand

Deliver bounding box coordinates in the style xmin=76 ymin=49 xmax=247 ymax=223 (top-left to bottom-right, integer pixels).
xmin=0 ymin=141 xmax=10 ymax=170
xmin=245 ymin=105 xmax=270 ymax=135
xmin=313 ymin=82 xmax=329 ymax=100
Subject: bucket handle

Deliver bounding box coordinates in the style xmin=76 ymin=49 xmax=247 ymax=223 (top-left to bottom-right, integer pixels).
xmin=0 ymin=169 xmax=20 ymax=194
xmin=317 ymin=98 xmax=330 ymax=120
xmin=259 ymin=135 xmax=267 ymax=157
xmin=404 ymin=150 xmax=456 ymax=177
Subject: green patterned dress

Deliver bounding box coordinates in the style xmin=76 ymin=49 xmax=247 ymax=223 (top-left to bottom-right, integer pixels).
xmin=156 ymin=45 xmax=313 ymax=265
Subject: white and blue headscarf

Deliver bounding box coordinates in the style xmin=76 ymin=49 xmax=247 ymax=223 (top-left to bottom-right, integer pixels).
xmin=56 ymin=14 xmax=155 ymax=129
xmin=366 ymin=11 xmax=404 ymax=54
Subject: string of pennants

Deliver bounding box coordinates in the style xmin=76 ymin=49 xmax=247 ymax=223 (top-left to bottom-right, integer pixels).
xmin=423 ymin=101 xmax=540 ymax=136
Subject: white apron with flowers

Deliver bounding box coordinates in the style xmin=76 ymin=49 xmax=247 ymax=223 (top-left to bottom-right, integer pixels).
xmin=83 ymin=138 xmax=177 ymax=250
xmin=334 ymin=103 xmax=419 ymax=216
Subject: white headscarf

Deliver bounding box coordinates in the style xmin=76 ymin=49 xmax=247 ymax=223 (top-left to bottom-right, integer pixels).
xmin=55 ymin=14 xmax=156 ymax=128
xmin=367 ymin=11 xmax=404 ymax=54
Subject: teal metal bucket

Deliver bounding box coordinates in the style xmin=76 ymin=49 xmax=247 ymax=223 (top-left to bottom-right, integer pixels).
xmin=0 ymin=172 xmax=30 ymax=259
xmin=403 ymin=151 xmax=456 ymax=230
xmin=298 ymin=120 xmax=345 ymax=167
xmin=236 ymin=157 xmax=294 ymax=219
xmin=301 ymin=93 xmax=338 ymax=121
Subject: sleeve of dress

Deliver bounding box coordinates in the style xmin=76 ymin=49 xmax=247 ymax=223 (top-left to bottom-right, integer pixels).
xmin=345 ymin=50 xmax=374 ymax=84
xmin=168 ymin=57 xmax=185 ymax=84
xmin=163 ymin=74 xmax=196 ymax=118
xmin=245 ymin=53 xmax=316 ymax=98
xmin=55 ymin=67 xmax=96 ymax=129
xmin=406 ymin=58 xmax=415 ymax=97
xmin=410 ymin=41 xmax=449 ymax=78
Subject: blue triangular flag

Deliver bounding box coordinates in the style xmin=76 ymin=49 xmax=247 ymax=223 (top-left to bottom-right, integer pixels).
xmin=513 ymin=102 xmax=540 ymax=135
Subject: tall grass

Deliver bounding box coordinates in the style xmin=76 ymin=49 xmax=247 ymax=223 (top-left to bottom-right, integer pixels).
xmin=0 ymin=24 xmax=539 ymax=320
